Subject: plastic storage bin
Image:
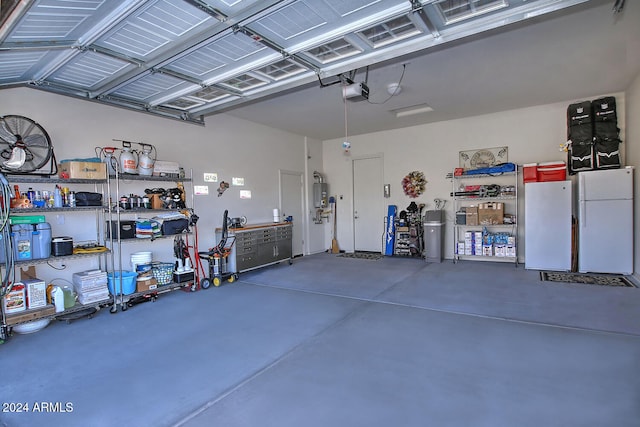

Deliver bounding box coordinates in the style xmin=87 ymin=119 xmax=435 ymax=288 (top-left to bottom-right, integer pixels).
xmin=32 ymin=222 xmax=52 ymax=259
xmin=107 ymin=271 xmax=137 ymax=295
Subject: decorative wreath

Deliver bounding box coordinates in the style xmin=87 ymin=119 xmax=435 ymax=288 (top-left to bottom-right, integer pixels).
xmin=402 ymin=171 xmax=427 ymax=198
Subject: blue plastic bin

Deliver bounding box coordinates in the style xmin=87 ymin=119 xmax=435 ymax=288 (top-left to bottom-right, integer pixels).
xmin=107 ymin=271 xmax=137 ymax=295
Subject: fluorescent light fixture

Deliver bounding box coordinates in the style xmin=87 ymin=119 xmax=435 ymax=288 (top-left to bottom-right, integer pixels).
xmin=393 ymin=104 xmax=434 ymax=118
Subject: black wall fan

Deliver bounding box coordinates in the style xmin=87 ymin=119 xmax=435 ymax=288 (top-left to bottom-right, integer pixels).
xmin=0 ymin=115 xmax=57 ymax=175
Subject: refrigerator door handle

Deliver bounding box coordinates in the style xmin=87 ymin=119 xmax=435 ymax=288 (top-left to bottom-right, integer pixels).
xmin=580 ymin=202 xmax=586 ymax=228
xmin=579 ymin=174 xmax=585 ymax=201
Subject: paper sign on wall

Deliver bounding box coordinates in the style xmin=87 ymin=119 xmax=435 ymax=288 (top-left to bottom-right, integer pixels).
xmin=194 ymin=185 xmax=209 ymax=195
xmin=240 ymin=190 xmax=251 ymax=199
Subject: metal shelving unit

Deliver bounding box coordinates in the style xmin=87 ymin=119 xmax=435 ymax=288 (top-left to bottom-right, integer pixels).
xmin=105 ymin=170 xmax=194 ymax=312
xmin=1 ymin=176 xmax=110 ymax=339
xmin=452 ymin=170 xmax=519 ymax=265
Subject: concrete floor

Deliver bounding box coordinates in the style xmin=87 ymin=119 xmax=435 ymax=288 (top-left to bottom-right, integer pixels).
xmin=1 ymin=254 xmax=639 ymax=427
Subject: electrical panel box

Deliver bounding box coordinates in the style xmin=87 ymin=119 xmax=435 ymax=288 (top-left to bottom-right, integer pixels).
xmin=313 ymin=183 xmax=328 ymax=208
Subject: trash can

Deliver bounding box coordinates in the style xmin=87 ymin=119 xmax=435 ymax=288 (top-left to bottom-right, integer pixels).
xmin=424 ymin=210 xmax=444 ymax=263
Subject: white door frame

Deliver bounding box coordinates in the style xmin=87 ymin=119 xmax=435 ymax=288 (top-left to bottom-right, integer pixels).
xmin=279 ymin=169 xmax=305 ymax=256
xmin=351 ymin=153 xmax=384 ymax=252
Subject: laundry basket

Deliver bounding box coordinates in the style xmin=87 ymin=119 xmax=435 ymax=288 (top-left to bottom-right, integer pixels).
xmin=152 ymin=262 xmax=174 ymax=285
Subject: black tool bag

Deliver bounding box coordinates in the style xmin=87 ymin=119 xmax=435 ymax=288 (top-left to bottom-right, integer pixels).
xmin=160 ymin=218 xmax=189 ymax=235
xmin=567 ymin=101 xmax=593 ymax=145
xmin=569 ymin=143 xmax=594 ymax=173
xmin=567 ymin=101 xmax=594 ymax=174
xmin=592 ymin=96 xmax=621 ymax=169
xmin=75 ymin=192 xmax=103 ymax=206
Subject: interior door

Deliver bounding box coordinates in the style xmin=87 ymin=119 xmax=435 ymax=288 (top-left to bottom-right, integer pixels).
xmin=353 ymin=156 xmax=383 ymax=252
xmin=280 ymin=170 xmax=304 ymax=257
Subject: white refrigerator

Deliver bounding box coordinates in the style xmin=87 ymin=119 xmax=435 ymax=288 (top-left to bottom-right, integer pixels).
xmin=525 ymin=181 xmax=572 ymax=271
xmin=578 ymin=167 xmax=634 ymax=274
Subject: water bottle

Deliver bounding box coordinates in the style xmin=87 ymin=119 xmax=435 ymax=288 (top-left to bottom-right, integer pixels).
xmin=53 ymin=286 xmax=65 ymax=312
xmin=54 ymin=187 xmax=62 ymax=208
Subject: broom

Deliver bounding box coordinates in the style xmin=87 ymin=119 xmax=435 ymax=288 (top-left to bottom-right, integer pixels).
xmin=331 ymin=197 xmax=340 ymax=254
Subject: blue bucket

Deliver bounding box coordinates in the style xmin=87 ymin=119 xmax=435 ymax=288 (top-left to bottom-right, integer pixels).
xmin=107 ymin=271 xmax=137 ymax=295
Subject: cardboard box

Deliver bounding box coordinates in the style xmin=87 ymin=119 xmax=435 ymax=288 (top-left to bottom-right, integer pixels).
xmin=478 ymin=202 xmax=504 ymax=225
xmin=3 ymin=284 xmax=26 ymax=313
xmin=136 ymin=277 xmax=158 ymax=293
xmin=59 ymin=161 xmax=106 ymax=180
xmin=24 ymin=279 xmax=47 ymax=309
xmin=466 ymin=206 xmax=478 ymax=226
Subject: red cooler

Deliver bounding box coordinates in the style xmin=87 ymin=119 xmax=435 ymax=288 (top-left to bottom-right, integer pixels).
xmin=523 ymin=163 xmax=538 ymax=183
xmin=537 ymin=161 xmax=566 ymax=182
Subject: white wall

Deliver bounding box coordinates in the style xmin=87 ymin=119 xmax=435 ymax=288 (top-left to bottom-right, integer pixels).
xmin=0 ymin=87 xmax=315 ymax=283
xmin=323 ymin=93 xmax=627 ymax=263
xmin=624 ymin=71 xmax=640 ymax=276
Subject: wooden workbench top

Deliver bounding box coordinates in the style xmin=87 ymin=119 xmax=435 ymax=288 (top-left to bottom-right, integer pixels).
xmin=216 ymin=222 xmax=291 ymax=232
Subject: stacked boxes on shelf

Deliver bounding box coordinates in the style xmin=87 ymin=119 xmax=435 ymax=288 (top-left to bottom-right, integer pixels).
xmin=461 ymin=230 xmax=483 ymax=256
xmin=457 ymin=229 xmax=516 ymax=258
xmin=72 ymin=270 xmax=109 ymax=304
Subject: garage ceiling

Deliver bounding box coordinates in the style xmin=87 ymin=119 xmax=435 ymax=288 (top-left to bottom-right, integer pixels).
xmin=0 ymin=0 xmax=613 ymax=136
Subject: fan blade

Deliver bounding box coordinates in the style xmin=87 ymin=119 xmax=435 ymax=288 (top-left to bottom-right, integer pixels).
xmin=0 ymin=121 xmax=17 ymax=143
xmin=19 ymin=134 xmax=51 ymax=170
xmin=22 ymin=133 xmax=48 ymax=148
xmin=3 ymin=146 xmax=26 ymax=169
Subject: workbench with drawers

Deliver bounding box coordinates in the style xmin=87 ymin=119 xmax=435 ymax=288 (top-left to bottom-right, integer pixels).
xmin=217 ymin=222 xmax=293 ymax=274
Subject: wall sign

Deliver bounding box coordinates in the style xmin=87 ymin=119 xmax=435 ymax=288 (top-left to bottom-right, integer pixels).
xmin=459 ymin=146 xmax=508 ymax=170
